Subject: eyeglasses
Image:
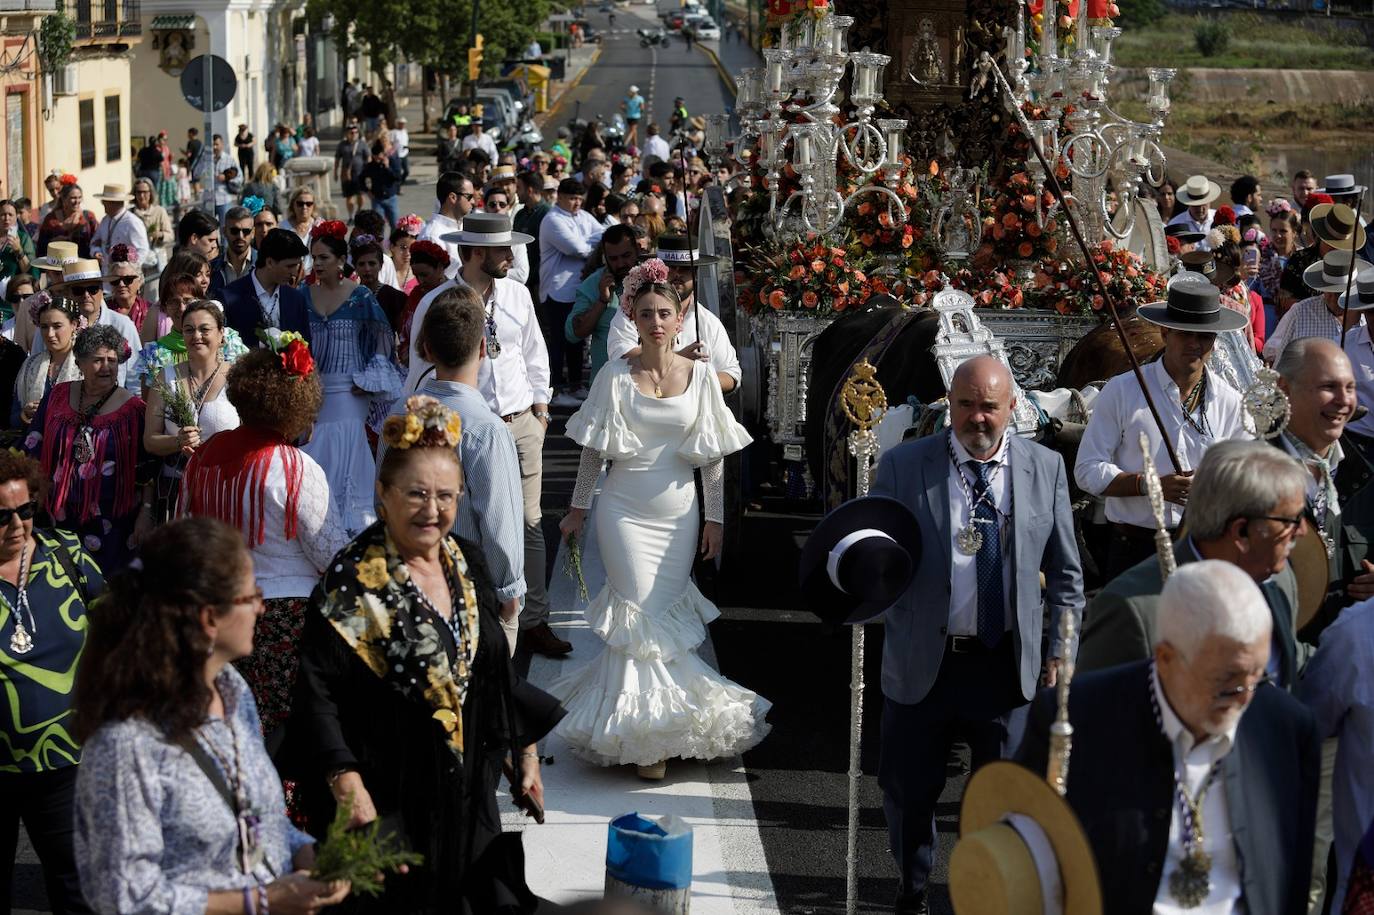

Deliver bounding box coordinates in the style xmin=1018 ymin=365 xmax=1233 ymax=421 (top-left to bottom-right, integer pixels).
xmin=459 ymin=192 xmax=475 ymax=201
xmin=6 ymin=290 xmax=31 ymax=303
xmin=1250 ymin=512 xmax=1305 ymax=537
xmin=183 ymin=324 xmax=218 ymax=338
xmin=228 ymin=586 xmax=265 ymax=608
xmin=295 ymin=200 xmax=315 ymax=209
xmin=401 ymin=488 xmax=460 ymax=510
xmin=72 ymin=284 xmax=101 ymax=297
xmin=110 ymin=275 xmax=138 ymax=287
xmin=1214 ymin=673 xmax=1276 ymax=701
xmin=0 ymin=500 xmax=37 ymax=525
xmin=487 ymin=199 xmax=508 ymax=210
xmin=227 ymin=227 xmax=253 ymax=237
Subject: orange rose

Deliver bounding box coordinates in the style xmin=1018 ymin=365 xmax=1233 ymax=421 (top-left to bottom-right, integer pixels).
xmin=811 ymin=259 xmax=826 ymax=274
xmin=1026 ymin=222 xmax=1042 ymax=238
xmin=1021 ymin=194 xmax=1038 ymax=212
xmin=802 ymin=290 xmax=819 ymax=308
xmin=858 ymin=202 xmax=873 ymax=216
xmin=912 ymin=291 xmax=928 ymax=306
xmin=1018 ymin=242 xmax=1034 ymax=258
xmin=901 ymin=233 xmax=913 ymax=249
xmin=1002 ymin=213 xmax=1021 ymax=230
xmin=928 ymin=160 xmax=939 ymax=176
xmin=789 ymin=265 xmax=807 ymax=280
xmin=878 ymin=210 xmax=894 ymax=228
xmin=861 ymin=232 xmax=875 ymax=246
xmin=768 ymin=289 xmax=786 ymax=310
xmin=838 ymin=280 xmax=849 ymax=294
xmin=852 ymin=270 xmax=866 ymax=284
xmin=993 ymin=226 xmax=1006 ymax=241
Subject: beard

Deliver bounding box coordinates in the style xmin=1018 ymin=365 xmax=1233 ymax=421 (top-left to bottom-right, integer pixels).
xmin=483 ymin=261 xmax=509 ymax=279
xmin=960 ymin=425 xmax=998 ymax=455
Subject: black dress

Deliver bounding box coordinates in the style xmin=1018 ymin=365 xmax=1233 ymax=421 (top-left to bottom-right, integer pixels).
xmin=283 ymin=532 xmax=564 ymax=914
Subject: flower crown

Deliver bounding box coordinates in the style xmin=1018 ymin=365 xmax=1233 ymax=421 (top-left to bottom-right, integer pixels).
xmin=256 ymin=328 xmax=315 ymax=377
xmin=381 ymin=395 xmax=463 ymax=451
xmin=310 ymin=220 xmax=348 ymax=241
xmin=1213 ymin=205 xmax=1236 ymax=227
xmin=1265 ymin=199 xmax=1294 ymax=217
xmin=410 ymin=239 xmax=451 ymax=266
xmin=242 ymin=195 xmax=266 ymax=215
xmin=396 ymin=214 xmax=424 ymax=236
xmin=25 ymin=291 xmax=83 ymax=327
xmin=620 ymin=258 xmax=670 ymax=318
xmin=108 ymin=243 xmax=139 ymax=266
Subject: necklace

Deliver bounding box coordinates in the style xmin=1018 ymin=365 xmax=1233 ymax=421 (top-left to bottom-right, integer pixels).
xmin=1177 ymin=374 xmax=1212 ymax=439
xmin=1147 ymin=663 xmax=1227 ymax=908
xmin=945 ymin=431 xmax=1005 ymax=556
xmin=4 ymin=545 xmax=34 ymax=654
xmin=184 ymin=359 xmax=223 ymax=416
xmin=198 ymin=697 xmax=265 ymax=875
xmin=408 ymin=552 xmax=467 ymax=645
xmin=643 ymin=356 xmax=677 ymax=398
xmin=74 ymin=380 xmax=118 ymax=465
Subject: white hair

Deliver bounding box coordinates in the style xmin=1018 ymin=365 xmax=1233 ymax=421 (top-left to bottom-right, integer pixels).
xmin=1154 ymin=560 xmax=1272 ymax=653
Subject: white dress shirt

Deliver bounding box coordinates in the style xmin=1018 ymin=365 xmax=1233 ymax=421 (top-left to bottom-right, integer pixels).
xmin=251 ymin=271 xmax=280 ymax=328
xmin=1075 ymin=360 xmax=1248 ymax=528
xmin=643 ymin=134 xmax=671 ymax=169
xmin=378 ymin=255 xmax=400 ymax=290
xmin=419 ymin=211 xmax=462 ymax=278
xmin=946 ymin=432 xmax=1014 ymax=637
xmin=605 ymin=300 xmax=741 ymax=384
xmin=507 ymin=238 xmax=530 ymax=285
xmin=1343 ymin=320 xmax=1374 ymax=438
xmin=91 ymin=206 xmax=151 ymax=265
xmin=472 ymin=277 xmax=551 ymax=415
xmin=1168 ymin=209 xmax=1216 ymax=251
xmin=461 ymin=131 xmax=499 ymax=166
xmin=1151 ymin=665 xmax=1243 ymax=915
xmin=403 ymin=279 xmax=459 ymax=391
xmin=539 ymin=205 xmax=604 ymax=303
xmin=389 ymin=128 xmax=410 ymax=159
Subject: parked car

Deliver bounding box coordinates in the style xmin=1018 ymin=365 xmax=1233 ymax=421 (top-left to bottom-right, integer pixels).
xmin=663 ymin=10 xmax=686 ymax=28
xmin=686 ymin=16 xmax=719 ymax=38
xmin=436 ymin=98 xmax=506 ymax=146
xmin=483 ymin=78 xmax=532 ymax=117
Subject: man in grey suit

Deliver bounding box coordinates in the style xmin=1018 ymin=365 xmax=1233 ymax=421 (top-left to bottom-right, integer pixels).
xmin=1078 ymin=440 xmax=1311 ymax=688
xmin=868 ymin=355 xmax=1084 ymax=914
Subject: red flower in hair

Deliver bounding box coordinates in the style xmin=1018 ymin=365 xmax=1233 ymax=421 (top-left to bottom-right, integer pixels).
xmin=410 ymin=239 xmax=451 ymax=267
xmin=1213 ymin=205 xmax=1236 ymax=226
xmin=59 ymin=173 xmax=77 ymax=186
xmin=309 ymin=220 xmax=348 ymax=241
xmin=281 ymin=339 xmax=314 ymax=377
xmin=1306 ymin=192 xmax=1334 ymax=211
xmin=1166 ymin=236 xmax=1181 ymax=255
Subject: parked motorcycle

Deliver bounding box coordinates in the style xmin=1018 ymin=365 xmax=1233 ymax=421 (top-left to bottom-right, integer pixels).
xmin=603 ymin=113 xmax=627 ymax=155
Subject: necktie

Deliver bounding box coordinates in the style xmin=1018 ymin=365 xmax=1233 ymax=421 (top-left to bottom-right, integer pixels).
xmin=971 ymin=460 xmax=1004 ymax=647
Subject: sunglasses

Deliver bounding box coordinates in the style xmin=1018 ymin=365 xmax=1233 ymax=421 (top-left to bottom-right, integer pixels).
xmin=72 ymin=284 xmax=102 ymax=296
xmin=0 ymin=500 xmax=37 ymax=525
xmin=295 ymin=200 xmax=315 ymax=208
xmin=110 ymin=275 xmax=138 ymax=287
xmin=227 ymin=227 xmax=253 ymax=237
xmin=6 ymin=291 xmax=29 ymax=303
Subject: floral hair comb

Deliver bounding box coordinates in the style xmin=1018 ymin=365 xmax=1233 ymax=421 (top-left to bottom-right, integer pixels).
xmin=619 ymin=258 xmax=670 ymax=318
xmin=381 ymin=395 xmax=463 ymax=450
xmin=310 ymin=220 xmax=348 ymax=241
xmin=256 ymin=328 xmax=315 ymax=377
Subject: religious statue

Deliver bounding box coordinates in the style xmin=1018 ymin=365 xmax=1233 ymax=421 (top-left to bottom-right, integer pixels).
xmin=905 ymin=19 xmax=946 ymax=85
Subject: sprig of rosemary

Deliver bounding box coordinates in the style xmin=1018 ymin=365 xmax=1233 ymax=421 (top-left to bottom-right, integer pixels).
xmin=148 ymin=370 xmax=198 ymax=428
xmin=563 ymin=531 xmax=590 ymax=604
xmin=312 ymin=792 xmax=424 ymax=897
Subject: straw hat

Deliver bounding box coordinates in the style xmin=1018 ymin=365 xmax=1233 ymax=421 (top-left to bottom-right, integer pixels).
xmin=440 ymin=212 xmax=534 ymax=247
xmin=95 ymin=183 xmax=131 ymax=202
xmin=1175 ymin=174 xmax=1221 ymax=207
xmin=1309 ymin=203 xmax=1367 ymax=251
xmin=1338 ymin=268 xmax=1374 ymax=312
xmin=489 ymin=165 xmax=517 ymax=182
xmin=949 ymin=761 xmax=1102 ymax=915
xmin=1303 ymin=250 xmax=1374 ymax=294
xmin=48 ymin=258 xmax=115 ymax=292
xmin=32 ymin=240 xmax=80 ymax=272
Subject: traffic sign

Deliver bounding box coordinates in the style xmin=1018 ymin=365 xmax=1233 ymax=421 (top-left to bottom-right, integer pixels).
xmin=179 ymin=54 xmax=237 ymax=112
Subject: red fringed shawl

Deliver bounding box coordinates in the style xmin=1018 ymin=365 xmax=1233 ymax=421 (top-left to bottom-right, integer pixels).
xmin=180 ymin=426 xmax=304 ymax=545
xmin=40 ymin=383 xmax=144 ymax=524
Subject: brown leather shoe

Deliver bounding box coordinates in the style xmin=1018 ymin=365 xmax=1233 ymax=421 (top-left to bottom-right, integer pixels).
xmin=522 ymin=622 xmax=573 ymax=657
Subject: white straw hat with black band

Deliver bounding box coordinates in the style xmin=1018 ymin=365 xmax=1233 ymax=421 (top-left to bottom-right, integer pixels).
xmin=1175 ymin=174 xmax=1221 ymax=207
xmin=655 ymin=233 xmax=720 ymax=266
xmin=49 ymin=258 xmax=117 ymax=291
xmin=1137 ymin=277 xmax=1248 ymax=332
xmin=1338 ymin=268 xmax=1374 ymax=312
xmin=439 ymin=211 xmax=534 ymax=246
xmin=1317 ymin=174 xmax=1367 ymax=197
xmin=1304 ymin=250 xmax=1374 ymax=295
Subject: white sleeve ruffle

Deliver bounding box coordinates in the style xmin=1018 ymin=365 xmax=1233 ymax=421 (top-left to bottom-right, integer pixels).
xmin=678 ymin=361 xmax=752 ymax=467
xmin=564 ymin=361 xmax=643 ymax=459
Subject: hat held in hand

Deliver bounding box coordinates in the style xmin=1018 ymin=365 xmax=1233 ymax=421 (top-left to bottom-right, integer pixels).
xmin=798 ymin=496 xmax=921 ymax=626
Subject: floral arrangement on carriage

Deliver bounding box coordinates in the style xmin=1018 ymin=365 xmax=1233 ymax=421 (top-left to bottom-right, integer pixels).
xmin=844 ymin=156 xmax=946 ymax=275
xmin=739 ymin=233 xmax=872 ymax=316
xmin=1031 ymin=239 xmax=1167 ymax=317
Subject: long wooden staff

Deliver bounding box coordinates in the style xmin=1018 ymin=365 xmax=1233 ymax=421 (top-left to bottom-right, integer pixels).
xmin=1339 ymin=190 xmax=1365 ymax=350
xmin=984 ymin=57 xmax=1180 ymax=473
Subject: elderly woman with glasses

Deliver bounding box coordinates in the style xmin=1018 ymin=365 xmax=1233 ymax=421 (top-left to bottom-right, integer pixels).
xmin=72 ymin=517 xmax=351 ymax=915
xmin=0 ymin=449 xmax=104 ymax=915
xmin=25 ymin=323 xmax=154 ymax=570
xmin=283 ymin=396 xmax=564 ymax=913
xmin=105 ymin=243 xmax=153 ymax=330
xmin=130 ymin=178 xmax=173 ymax=271
xmin=13 ymin=293 xmax=81 ymax=428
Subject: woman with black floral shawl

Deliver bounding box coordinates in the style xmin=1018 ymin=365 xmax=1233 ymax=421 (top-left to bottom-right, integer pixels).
xmin=283 ymin=396 xmax=564 ymax=914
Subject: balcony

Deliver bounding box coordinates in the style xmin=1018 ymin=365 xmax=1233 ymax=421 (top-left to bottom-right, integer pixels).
xmin=0 ymin=0 xmax=58 ymax=11
xmin=73 ymin=0 xmax=140 ymax=40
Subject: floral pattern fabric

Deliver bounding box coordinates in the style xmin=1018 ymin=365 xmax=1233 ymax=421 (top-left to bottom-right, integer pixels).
xmin=233 ymin=596 xmax=310 ymax=736
xmin=313 ymin=522 xmax=480 ymax=763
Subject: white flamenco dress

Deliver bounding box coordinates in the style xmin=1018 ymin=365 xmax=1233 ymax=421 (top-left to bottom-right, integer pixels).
xmin=550 ymin=358 xmax=771 ymax=767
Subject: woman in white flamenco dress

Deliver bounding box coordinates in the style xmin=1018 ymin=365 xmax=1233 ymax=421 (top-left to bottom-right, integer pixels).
xmin=553 ymin=259 xmax=770 ymax=780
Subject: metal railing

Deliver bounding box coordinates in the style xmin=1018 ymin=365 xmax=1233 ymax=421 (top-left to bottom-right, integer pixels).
xmin=73 ymin=0 xmax=141 ymax=39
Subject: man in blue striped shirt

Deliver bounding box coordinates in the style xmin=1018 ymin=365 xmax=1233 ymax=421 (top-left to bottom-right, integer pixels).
xmin=377 ymin=285 xmax=527 ymax=653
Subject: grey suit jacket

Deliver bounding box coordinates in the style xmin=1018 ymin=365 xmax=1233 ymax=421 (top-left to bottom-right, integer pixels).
xmin=1077 ymin=539 xmax=1303 ymax=685
xmin=868 ymin=433 xmax=1085 ymax=706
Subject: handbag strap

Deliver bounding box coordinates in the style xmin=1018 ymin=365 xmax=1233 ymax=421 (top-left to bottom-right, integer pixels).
xmin=176 ymin=733 xmax=240 ymax=818
xmin=46 ymin=537 xmax=89 ymax=606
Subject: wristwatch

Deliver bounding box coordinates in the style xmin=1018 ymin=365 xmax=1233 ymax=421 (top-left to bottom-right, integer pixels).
xmin=533 ymin=410 xmax=550 ymax=421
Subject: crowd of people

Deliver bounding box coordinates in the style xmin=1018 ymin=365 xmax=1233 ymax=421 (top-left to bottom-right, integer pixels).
xmin=0 ymin=78 xmax=766 ymax=913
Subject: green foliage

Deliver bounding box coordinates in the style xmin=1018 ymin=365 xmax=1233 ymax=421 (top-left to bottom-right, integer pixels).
xmin=1114 ymin=13 xmax=1374 ymax=69
xmin=304 ymin=0 xmax=555 ymax=77
xmin=313 ymin=795 xmax=423 ymax=897
xmin=1193 ymin=19 xmax=1230 ymax=58
xmin=1114 ymin=0 xmax=1166 ymax=29
xmin=39 ymin=0 xmax=75 ymax=72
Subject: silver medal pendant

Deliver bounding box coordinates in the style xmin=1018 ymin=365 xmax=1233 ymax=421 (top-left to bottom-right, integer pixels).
xmin=955 ymin=524 xmax=983 ymax=556
xmin=1169 ymin=847 xmax=1213 ymax=908
xmin=74 ymin=426 xmax=95 ymax=465
xmin=9 ymin=619 xmax=32 ymax=654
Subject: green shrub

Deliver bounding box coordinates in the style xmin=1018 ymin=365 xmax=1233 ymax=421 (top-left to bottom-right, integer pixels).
xmin=1117 ymin=0 xmax=1166 ymax=29
xmin=1194 ymin=19 xmax=1231 ymax=58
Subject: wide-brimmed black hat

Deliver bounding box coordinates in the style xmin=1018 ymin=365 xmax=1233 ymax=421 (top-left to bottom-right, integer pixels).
xmin=1138 ymin=277 xmax=1248 ymax=332
xmin=1179 ymin=250 xmax=1215 ymax=277
xmin=656 ymin=233 xmax=720 ymax=266
xmin=798 ymin=496 xmax=921 ymax=626
xmin=1164 ymin=222 xmax=1205 ymax=245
